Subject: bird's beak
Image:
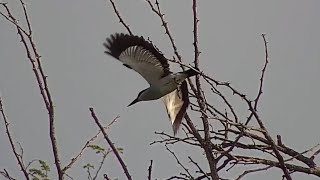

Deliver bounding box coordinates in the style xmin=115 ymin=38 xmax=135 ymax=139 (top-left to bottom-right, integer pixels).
xmin=127 ymin=98 xmax=139 ymax=107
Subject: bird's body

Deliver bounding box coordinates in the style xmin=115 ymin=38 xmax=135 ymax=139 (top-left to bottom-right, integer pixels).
xmin=137 ymin=71 xmax=194 ymax=101
xmin=104 ymin=33 xmax=198 ymax=134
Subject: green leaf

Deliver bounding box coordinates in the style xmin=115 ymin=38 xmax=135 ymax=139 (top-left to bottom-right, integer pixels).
xmin=88 ymin=144 xmax=105 ymax=153
xmin=39 ymin=160 xmax=50 ymax=172
xmin=83 ymin=163 xmax=94 ymax=169
xmin=117 ymin=147 xmax=124 ymax=154
xmin=29 ymin=168 xmax=46 ymax=177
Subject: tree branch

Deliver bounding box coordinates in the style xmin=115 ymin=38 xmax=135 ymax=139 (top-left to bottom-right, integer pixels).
xmin=1 ymin=2 xmax=63 ymax=179
xmin=107 ymin=0 xmax=133 ymax=35
xmin=0 ymin=97 xmax=29 ymax=180
xmin=89 ymin=108 xmax=132 ymax=180
xmin=147 ymin=160 xmax=153 ymax=180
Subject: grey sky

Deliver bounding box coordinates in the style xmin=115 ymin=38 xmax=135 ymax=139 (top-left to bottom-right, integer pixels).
xmin=1 ymin=0 xmax=319 ymax=179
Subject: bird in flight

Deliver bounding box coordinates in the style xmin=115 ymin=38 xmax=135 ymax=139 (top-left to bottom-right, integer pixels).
xmin=104 ymin=33 xmax=198 ymax=135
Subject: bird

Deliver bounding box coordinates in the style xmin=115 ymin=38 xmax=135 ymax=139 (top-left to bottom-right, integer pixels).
xmin=103 ymin=33 xmax=199 ymax=135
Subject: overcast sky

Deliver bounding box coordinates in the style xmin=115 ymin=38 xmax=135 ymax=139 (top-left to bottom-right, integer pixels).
xmin=1 ymin=0 xmax=320 ymax=179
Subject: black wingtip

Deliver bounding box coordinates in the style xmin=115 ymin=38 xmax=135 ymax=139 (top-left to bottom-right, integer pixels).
xmin=103 ymin=33 xmax=171 ymax=74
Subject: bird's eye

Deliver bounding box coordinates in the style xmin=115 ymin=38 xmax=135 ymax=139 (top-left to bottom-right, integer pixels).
xmin=174 ymin=77 xmax=183 ymax=85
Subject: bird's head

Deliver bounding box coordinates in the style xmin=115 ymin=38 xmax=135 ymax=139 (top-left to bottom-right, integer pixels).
xmin=127 ymin=89 xmax=147 ymax=107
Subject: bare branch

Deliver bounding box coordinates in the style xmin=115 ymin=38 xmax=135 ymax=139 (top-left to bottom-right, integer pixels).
xmin=165 ymin=145 xmax=193 ymax=179
xmin=1 ymin=2 xmax=63 ymax=178
xmin=311 ymin=146 xmax=320 ymax=160
xmin=147 ymin=160 xmax=153 ymax=180
xmin=104 ymin=174 xmax=111 ymax=180
xmin=89 ymin=108 xmax=132 ymax=180
xmin=188 ymin=156 xmax=209 ymax=179
xmin=0 ymin=169 xmax=17 ymax=180
xmin=92 ymin=149 xmax=111 ymax=180
xmin=254 ymin=34 xmax=269 ymax=110
xmin=63 ymin=115 xmax=119 ymax=172
xmin=242 ymin=35 xmax=292 ymax=179
xmin=192 ymin=0 xmax=200 ymax=67
xmin=0 ymin=3 xmax=49 ymax=108
xmin=0 ymin=97 xmax=29 ymax=179
xmin=107 ymin=0 xmax=133 ymax=35
xmin=191 ymin=1 xmax=218 ymax=179
xmin=235 ymin=166 xmax=272 ymax=180
xmin=235 ymin=155 xmax=320 ymax=177
xmin=146 ymin=0 xmax=183 ymax=64
xmin=279 ymin=138 xmax=317 ymax=168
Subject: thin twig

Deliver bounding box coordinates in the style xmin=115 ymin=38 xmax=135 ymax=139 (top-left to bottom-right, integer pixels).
xmin=0 ymin=3 xmax=50 ymax=108
xmin=89 ymin=108 xmax=132 ymax=180
xmin=191 ymin=1 xmax=218 ymax=179
xmin=146 ymin=0 xmax=182 ymax=62
xmin=165 ymin=145 xmax=193 ymax=179
xmin=247 ymin=101 xmax=292 ymax=180
xmin=311 ymin=146 xmax=320 ymax=160
xmin=235 ymin=155 xmax=320 ymax=177
xmin=104 ymin=174 xmax=111 ymax=180
xmin=245 ymin=34 xmax=269 ymax=126
xmin=0 ymin=97 xmax=29 ymax=180
xmin=147 ymin=160 xmax=153 ymax=180
xmin=107 ymin=0 xmax=132 ymax=35
xmin=254 ymin=34 xmax=269 ymax=110
xmin=241 ymin=35 xmax=291 ymax=180
xmin=92 ymin=150 xmax=111 ymax=180
xmin=235 ymin=166 xmax=272 ymax=180
xmin=0 ymin=169 xmax=17 ymax=180
xmin=1 ymin=2 xmax=63 ymax=179
xmin=281 ymin=140 xmax=317 ymax=168
xmin=63 ymin=115 xmax=119 ymax=172
xmin=188 ymin=156 xmax=209 ymax=179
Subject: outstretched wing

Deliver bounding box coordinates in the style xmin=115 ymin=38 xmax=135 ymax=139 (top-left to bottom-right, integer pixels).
xmin=162 ymin=81 xmax=189 ymax=135
xmin=104 ymin=33 xmax=171 ymax=85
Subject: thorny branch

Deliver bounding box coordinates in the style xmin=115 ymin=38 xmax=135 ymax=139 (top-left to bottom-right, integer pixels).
xmin=191 ymin=1 xmax=218 ymax=179
xmin=150 ymin=30 xmax=319 ymax=179
xmin=0 ymin=97 xmax=29 ymax=180
xmin=254 ymin=34 xmax=269 ymax=110
xmin=62 ymin=115 xmax=119 ymax=173
xmin=240 ymin=35 xmax=291 ymax=180
xmin=1 ymin=0 xmax=319 ymax=180
xmin=0 ymin=169 xmax=16 ymax=180
xmin=145 ymin=1 xmax=221 ymax=179
xmin=165 ymin=145 xmax=193 ymax=179
xmin=146 ymin=0 xmax=182 ymax=64
xmin=89 ymin=108 xmax=132 ymax=180
xmin=235 ymin=166 xmax=272 ymax=180
xmin=92 ymin=149 xmax=112 ymax=180
xmin=147 ymin=160 xmax=153 ymax=180
xmin=0 ymin=1 xmax=63 ymax=179
xmin=107 ymin=0 xmax=133 ymax=35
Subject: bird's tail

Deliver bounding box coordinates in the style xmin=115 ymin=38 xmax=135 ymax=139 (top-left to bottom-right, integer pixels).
xmin=185 ymin=68 xmax=199 ymax=77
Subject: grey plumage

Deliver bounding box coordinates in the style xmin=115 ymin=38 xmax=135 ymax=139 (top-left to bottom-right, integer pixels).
xmin=104 ymin=33 xmax=198 ymax=135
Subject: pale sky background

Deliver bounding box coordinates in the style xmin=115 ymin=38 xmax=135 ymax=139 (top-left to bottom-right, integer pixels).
xmin=0 ymin=0 xmax=320 ymax=179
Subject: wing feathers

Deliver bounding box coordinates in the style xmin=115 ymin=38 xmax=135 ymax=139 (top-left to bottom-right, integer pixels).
xmin=104 ymin=33 xmax=170 ymax=80
xmin=162 ymin=81 xmax=190 ymax=135
xmin=105 ymin=33 xmax=191 ymax=135
xmin=103 ymin=33 xmax=171 ymax=84
xmin=119 ymin=46 xmax=168 ymax=84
